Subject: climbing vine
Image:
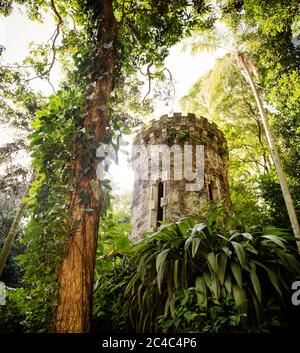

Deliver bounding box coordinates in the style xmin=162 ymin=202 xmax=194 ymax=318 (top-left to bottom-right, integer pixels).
xmin=17 ymin=88 xmax=84 ymax=330
xmin=0 ymin=0 xmax=214 ymax=331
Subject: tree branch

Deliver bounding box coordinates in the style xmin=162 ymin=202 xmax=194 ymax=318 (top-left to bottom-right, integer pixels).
xmin=48 ymin=0 xmax=63 ymax=75
xmin=163 ymin=67 xmax=176 ymax=95
xmin=25 ymin=0 xmax=63 ymax=92
xmin=141 ymin=63 xmax=153 ymax=104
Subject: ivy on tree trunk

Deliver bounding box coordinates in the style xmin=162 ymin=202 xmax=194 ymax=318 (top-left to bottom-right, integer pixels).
xmin=50 ymin=0 xmax=118 ymax=333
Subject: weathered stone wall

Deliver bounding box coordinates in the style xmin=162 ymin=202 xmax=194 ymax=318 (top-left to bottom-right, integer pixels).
xmin=130 ymin=113 xmax=230 ymax=242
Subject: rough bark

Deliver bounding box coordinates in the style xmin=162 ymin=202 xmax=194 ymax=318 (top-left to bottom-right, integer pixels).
xmin=50 ymin=0 xmax=118 ymax=332
xmin=236 ymin=53 xmax=300 ymax=251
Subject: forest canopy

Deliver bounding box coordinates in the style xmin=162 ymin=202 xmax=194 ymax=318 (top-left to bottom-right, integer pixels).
xmin=0 ymin=0 xmax=300 ymax=335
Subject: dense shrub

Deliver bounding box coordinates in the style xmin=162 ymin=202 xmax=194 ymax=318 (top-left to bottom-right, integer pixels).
xmin=93 ymin=208 xmax=300 ymax=333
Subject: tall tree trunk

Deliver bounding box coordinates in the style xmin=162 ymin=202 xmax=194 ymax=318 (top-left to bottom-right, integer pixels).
xmin=50 ymin=0 xmax=118 ymax=333
xmin=236 ymin=53 xmax=300 ymax=251
xmin=0 ymin=203 xmax=25 ymax=277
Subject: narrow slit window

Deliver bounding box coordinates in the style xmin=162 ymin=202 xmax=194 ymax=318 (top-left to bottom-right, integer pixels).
xmin=208 ymin=183 xmax=213 ymax=201
xmin=157 ymin=181 xmax=164 ymax=226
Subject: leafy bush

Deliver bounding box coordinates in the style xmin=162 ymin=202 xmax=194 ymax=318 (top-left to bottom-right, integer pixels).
xmin=118 ymin=208 xmax=300 ymax=332
xmin=0 ymin=206 xmax=25 ymax=288
xmin=13 ymin=90 xmax=86 ymax=332
xmin=228 ymin=179 xmax=272 ymax=231
xmin=0 ymin=288 xmax=28 ymax=333
xmin=259 ymin=170 xmax=300 ymax=229
xmin=157 ymin=289 xmax=246 ymax=333
xmin=92 ymin=212 xmax=133 ymax=333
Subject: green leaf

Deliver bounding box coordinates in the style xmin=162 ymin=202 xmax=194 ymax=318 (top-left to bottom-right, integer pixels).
xmin=21 ymin=197 xmax=32 ymax=204
xmin=176 ymin=218 xmax=193 ymax=236
xmin=231 ymin=241 xmax=246 ymax=268
xmin=207 ymin=252 xmax=218 ymax=274
xmin=261 ymin=235 xmax=286 ymax=249
xmin=32 ymin=119 xmax=41 ymax=128
xmin=147 ymin=223 xmax=177 ymax=242
xmin=248 ymin=262 xmax=262 ymax=302
xmin=181 ymin=258 xmax=188 ymax=289
xmin=124 ymin=275 xmax=138 ymax=296
xmin=285 ymin=253 xmax=300 ymax=273
xmin=265 ymin=268 xmax=282 ymax=296
xmin=245 ymin=243 xmax=259 ymax=255
xmin=174 ymin=259 xmax=179 ymax=290
xmin=262 ymin=227 xmax=290 ymax=236
xmin=164 ymin=294 xmax=175 ymax=318
xmin=216 ymin=233 xmax=229 ymax=242
xmin=210 ymin=272 xmax=220 ymax=299
xmin=241 ymin=232 xmax=253 ymax=240
xmin=195 ymin=276 xmax=207 ymax=309
xmin=192 ymin=237 xmax=201 ymax=258
xmin=228 ymin=232 xmax=240 ymax=242
xmin=115 ymin=236 xmax=131 ymax=250
xmin=222 ymin=246 xmax=232 ymax=256
xmin=252 ymin=260 xmax=282 ymax=296
xmin=184 ymin=236 xmax=193 ymax=250
xmin=167 ymin=264 xmax=173 ymax=301
xmin=251 ymin=293 xmax=261 ymax=324
xmin=232 ymin=284 xmax=248 ymax=314
xmin=231 ymin=262 xmax=243 ymax=288
xmin=224 ymin=274 xmax=232 ymax=294
xmin=137 ymin=284 xmax=143 ymax=312
xmin=191 ymin=223 xmax=207 ymax=236
xmin=203 ymin=271 xmax=212 ymax=290
xmin=156 ymin=249 xmax=170 ymax=294
xmin=157 ymin=223 xmax=177 ymax=233
xmin=217 ymin=253 xmax=227 ymax=285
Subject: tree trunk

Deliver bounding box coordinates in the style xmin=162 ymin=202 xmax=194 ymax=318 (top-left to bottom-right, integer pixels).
xmin=236 ymin=53 xmax=300 ymax=251
xmin=50 ymin=0 xmax=118 ymax=333
xmin=0 ymin=203 xmax=25 ymax=277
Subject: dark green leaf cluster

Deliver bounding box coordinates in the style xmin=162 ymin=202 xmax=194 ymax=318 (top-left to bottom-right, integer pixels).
xmin=14 ymin=88 xmax=85 ymax=331
xmin=259 ymin=170 xmax=300 ymax=229
xmin=93 ymin=212 xmax=132 ymax=333
xmin=93 ymin=208 xmax=300 ymax=333
xmin=230 ymin=0 xmax=300 ymax=226
xmin=157 ymin=289 xmax=246 ymax=333
xmin=0 ymin=64 xmax=43 ymax=130
xmin=114 ymin=0 xmax=214 ymax=70
xmin=0 ymin=0 xmax=13 ymax=15
xmin=0 ymin=208 xmax=25 ymax=288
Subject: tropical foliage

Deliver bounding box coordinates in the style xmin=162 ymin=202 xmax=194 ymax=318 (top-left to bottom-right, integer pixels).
xmin=92 ymin=209 xmax=300 ymax=333
xmin=0 ymin=0 xmax=300 ymax=334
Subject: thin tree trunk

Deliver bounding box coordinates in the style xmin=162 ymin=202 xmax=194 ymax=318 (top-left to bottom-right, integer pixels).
xmin=236 ymin=53 xmax=300 ymax=251
xmin=0 ymin=203 xmax=25 ymax=277
xmin=50 ymin=0 xmax=118 ymax=333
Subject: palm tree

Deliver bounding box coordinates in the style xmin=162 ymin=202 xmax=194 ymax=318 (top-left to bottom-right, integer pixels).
xmin=185 ymin=26 xmax=300 ymax=250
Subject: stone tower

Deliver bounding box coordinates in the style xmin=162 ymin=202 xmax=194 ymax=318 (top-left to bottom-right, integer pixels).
xmin=130 ymin=113 xmax=229 ymax=242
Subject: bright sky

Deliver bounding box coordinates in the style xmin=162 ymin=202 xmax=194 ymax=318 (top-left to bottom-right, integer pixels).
xmin=0 ymin=6 xmax=226 ymax=194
